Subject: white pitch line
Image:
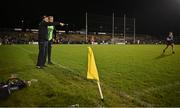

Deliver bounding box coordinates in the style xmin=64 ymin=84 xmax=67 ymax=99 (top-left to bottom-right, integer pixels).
xmin=53 ymin=62 xmax=76 ymax=73
xmin=15 ymin=45 xmax=34 ymax=54
xmin=14 ymin=45 xmax=77 ymax=73
xmin=117 ymin=90 xmax=153 ymax=107
xmin=143 ymin=81 xmax=180 ymax=93
xmin=133 ymin=81 xmax=180 ymax=107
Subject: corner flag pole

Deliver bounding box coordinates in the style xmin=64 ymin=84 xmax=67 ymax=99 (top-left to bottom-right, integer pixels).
xmin=97 ymin=81 xmax=104 ymax=100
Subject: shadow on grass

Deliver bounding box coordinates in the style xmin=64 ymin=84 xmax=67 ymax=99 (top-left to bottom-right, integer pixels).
xmin=154 ymin=53 xmax=173 ymax=60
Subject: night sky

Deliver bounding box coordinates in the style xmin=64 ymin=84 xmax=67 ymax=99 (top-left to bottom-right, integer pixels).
xmin=1 ymin=0 xmax=180 ymax=34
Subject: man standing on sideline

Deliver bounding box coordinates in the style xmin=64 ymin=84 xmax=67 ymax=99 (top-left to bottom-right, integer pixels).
xmin=163 ymin=32 xmax=175 ymax=54
xmin=36 ymin=15 xmax=64 ymax=69
xmin=47 ymin=16 xmax=55 ymax=64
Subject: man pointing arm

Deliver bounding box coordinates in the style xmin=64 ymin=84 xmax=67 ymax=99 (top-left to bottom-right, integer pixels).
xmin=36 ymin=15 xmax=64 ymax=69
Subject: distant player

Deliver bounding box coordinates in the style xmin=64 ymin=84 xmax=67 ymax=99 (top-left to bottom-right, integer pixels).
xmin=163 ymin=32 xmax=175 ymax=54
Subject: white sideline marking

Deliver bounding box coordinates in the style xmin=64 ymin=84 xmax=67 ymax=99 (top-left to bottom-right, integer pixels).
xmin=133 ymin=81 xmax=180 ymax=106
xmin=143 ymin=81 xmax=180 ymax=93
xmin=54 ymin=62 xmax=75 ymax=73
xmin=15 ymin=45 xmax=77 ymax=73
xmin=15 ymin=45 xmax=34 ymax=54
xmin=117 ymin=91 xmax=153 ymax=107
xmin=16 ymin=45 xmax=153 ymax=106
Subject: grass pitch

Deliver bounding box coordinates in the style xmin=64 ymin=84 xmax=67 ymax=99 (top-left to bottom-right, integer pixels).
xmin=0 ymin=44 xmax=180 ymax=107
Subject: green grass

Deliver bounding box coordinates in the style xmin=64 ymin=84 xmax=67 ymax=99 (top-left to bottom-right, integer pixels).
xmin=0 ymin=44 xmax=180 ymax=107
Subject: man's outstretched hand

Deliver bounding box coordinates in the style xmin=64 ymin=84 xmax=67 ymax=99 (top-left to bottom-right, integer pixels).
xmin=60 ymin=22 xmax=65 ymax=26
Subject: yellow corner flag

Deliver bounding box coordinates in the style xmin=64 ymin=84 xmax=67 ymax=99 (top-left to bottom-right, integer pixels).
xmin=87 ymin=47 xmax=104 ymax=101
xmin=87 ymin=47 xmax=99 ymax=81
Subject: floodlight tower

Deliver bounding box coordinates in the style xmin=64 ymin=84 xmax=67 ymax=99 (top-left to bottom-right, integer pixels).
xmin=133 ymin=18 xmax=136 ymax=44
xmin=85 ymin=12 xmax=88 ymax=43
xmin=124 ymin=14 xmax=126 ymax=42
xmin=112 ymin=12 xmax=115 ymax=44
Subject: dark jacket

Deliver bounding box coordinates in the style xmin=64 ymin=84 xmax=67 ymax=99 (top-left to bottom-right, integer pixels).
xmin=38 ymin=21 xmax=59 ymax=41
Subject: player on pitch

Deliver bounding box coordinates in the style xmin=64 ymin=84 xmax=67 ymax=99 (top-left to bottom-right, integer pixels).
xmin=163 ymin=32 xmax=175 ymax=54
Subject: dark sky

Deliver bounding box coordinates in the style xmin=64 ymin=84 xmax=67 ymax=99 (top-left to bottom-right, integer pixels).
xmin=1 ymin=0 xmax=180 ymax=34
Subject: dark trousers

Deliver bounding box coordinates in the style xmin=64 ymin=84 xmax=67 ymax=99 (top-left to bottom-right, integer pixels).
xmin=47 ymin=40 xmax=52 ymax=63
xmin=36 ymin=41 xmax=48 ymax=66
